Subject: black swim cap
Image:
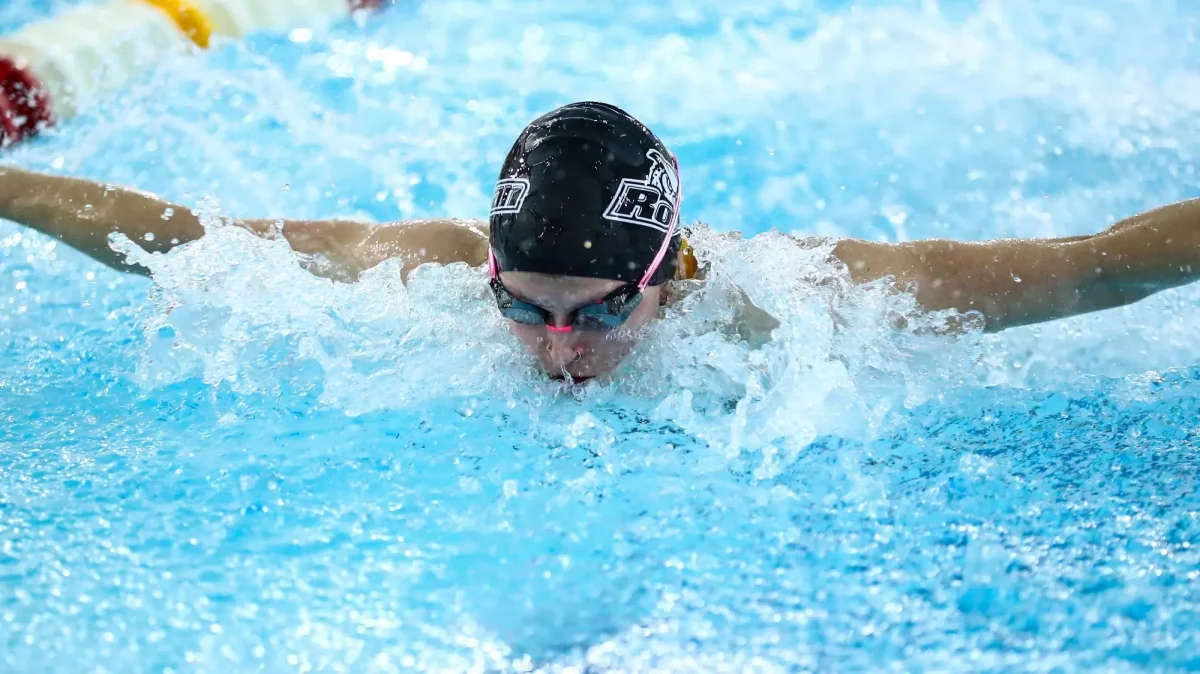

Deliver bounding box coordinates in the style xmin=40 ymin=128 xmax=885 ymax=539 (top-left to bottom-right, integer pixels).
xmin=488 ymin=101 xmax=682 ymax=286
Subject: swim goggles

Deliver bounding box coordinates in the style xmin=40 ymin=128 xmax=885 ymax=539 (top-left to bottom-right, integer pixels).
xmin=489 ymin=277 xmax=644 ymax=332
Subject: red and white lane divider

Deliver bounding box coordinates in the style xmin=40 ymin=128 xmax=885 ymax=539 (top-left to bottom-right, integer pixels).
xmin=0 ymin=0 xmax=392 ymax=149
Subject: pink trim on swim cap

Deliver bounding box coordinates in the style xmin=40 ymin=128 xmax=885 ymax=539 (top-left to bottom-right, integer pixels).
xmin=637 ymin=153 xmax=683 ymax=291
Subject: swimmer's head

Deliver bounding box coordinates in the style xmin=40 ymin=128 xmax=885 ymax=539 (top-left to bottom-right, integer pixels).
xmin=488 ymin=101 xmax=683 ymax=380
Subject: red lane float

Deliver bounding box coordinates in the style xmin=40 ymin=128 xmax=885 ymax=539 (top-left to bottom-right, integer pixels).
xmin=0 ymin=55 xmax=52 ymax=148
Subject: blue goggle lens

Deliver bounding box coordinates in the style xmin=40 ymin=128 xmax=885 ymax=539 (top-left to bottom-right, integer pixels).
xmin=491 ymin=279 xmax=643 ymax=331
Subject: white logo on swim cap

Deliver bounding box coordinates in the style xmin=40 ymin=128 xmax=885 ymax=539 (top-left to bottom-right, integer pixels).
xmin=490 ymin=178 xmax=529 ymax=216
xmin=602 ymin=149 xmax=680 ymax=234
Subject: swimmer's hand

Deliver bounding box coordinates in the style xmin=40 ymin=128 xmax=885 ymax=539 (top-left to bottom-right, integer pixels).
xmin=831 ymin=199 xmax=1200 ymax=331
xmin=0 ymin=167 xmax=488 ymax=280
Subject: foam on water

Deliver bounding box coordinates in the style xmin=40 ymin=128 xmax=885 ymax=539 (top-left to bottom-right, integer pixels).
xmin=2 ymin=0 xmax=1200 ymax=671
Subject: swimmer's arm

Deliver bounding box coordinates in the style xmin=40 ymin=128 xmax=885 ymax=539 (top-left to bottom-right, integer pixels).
xmin=0 ymin=166 xmax=207 ymax=274
xmin=0 ymin=167 xmax=488 ymax=278
xmin=833 ymin=199 xmax=1200 ymax=331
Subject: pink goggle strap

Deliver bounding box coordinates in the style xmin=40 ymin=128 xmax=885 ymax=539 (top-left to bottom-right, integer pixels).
xmin=637 ymin=153 xmax=684 ymax=291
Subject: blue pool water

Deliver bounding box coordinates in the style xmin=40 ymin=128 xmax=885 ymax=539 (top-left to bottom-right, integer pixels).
xmin=2 ymin=0 xmax=1200 ymax=671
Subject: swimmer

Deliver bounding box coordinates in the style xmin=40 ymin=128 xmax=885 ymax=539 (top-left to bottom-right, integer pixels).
xmin=1 ymin=101 xmax=1198 ymax=380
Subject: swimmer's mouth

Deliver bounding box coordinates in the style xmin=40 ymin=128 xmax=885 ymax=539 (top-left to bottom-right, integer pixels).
xmin=549 ymin=372 xmax=594 ymax=383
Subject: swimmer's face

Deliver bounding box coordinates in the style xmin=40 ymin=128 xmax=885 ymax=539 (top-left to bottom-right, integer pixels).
xmin=498 ymin=271 xmax=664 ymax=381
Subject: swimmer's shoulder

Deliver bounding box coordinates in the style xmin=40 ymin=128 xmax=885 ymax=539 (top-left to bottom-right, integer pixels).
xmin=356 ymin=217 xmax=489 ymax=272
xmin=677 ymin=226 xmax=838 ymax=282
xmin=274 ymin=217 xmax=488 ymax=280
xmin=674 ymin=227 xmax=847 ymax=345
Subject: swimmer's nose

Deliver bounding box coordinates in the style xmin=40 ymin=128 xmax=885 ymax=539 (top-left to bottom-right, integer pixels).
xmin=544 ymin=327 xmax=584 ymax=369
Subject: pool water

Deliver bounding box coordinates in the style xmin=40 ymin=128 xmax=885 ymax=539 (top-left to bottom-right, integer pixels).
xmin=2 ymin=0 xmax=1200 ymax=671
